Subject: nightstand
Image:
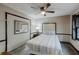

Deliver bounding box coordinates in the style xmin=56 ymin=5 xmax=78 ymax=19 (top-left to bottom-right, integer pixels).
xmin=32 ymin=32 xmax=40 ymax=38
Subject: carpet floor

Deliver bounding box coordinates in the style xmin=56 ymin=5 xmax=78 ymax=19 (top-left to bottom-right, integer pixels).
xmin=11 ymin=43 xmax=78 ymax=55
xmin=61 ymin=43 xmax=78 ymax=55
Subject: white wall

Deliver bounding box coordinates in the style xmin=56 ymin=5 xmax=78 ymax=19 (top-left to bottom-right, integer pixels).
xmin=70 ymin=9 xmax=79 ymax=51
xmin=0 ymin=4 xmax=30 ymax=54
xmin=0 ymin=7 xmax=5 ymax=54
xmin=7 ymin=14 xmax=30 ymax=52
xmin=31 ymin=15 xmax=71 ymax=42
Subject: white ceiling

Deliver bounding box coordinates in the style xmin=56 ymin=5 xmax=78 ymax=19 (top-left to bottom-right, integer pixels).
xmin=3 ymin=3 xmax=79 ymax=19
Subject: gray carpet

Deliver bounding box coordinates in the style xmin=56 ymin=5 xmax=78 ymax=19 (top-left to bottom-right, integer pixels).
xmin=11 ymin=43 xmax=78 ymax=55
xmin=61 ymin=43 xmax=78 ymax=55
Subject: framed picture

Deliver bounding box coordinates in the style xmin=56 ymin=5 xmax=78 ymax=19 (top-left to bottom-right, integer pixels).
xmin=14 ymin=20 xmax=28 ymax=34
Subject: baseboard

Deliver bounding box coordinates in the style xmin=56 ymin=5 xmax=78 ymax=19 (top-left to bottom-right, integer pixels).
xmin=60 ymin=41 xmax=70 ymax=44
xmin=60 ymin=41 xmax=79 ymax=54
xmin=29 ymin=53 xmax=36 ymax=55
xmin=1 ymin=51 xmax=12 ymax=55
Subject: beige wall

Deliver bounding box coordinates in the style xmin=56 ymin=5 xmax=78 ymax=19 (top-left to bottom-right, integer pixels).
xmin=31 ymin=15 xmax=71 ymax=42
xmin=0 ymin=4 xmax=30 ymax=54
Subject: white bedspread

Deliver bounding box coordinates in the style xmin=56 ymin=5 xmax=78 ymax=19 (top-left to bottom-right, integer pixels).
xmin=27 ymin=34 xmax=63 ymax=55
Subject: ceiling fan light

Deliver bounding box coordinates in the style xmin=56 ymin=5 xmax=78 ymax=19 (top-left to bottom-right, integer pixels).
xmin=41 ymin=11 xmax=46 ymax=14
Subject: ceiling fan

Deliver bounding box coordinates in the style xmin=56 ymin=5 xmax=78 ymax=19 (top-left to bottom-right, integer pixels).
xmin=31 ymin=3 xmax=55 ymax=16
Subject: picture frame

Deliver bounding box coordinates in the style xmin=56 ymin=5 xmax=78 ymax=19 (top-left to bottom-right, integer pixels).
xmin=14 ymin=20 xmax=28 ymax=34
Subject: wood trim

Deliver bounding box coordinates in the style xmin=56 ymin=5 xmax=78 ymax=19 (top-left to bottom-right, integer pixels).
xmin=0 ymin=40 xmax=5 ymax=42
xmin=43 ymin=23 xmax=56 ymax=24
xmin=56 ymin=33 xmax=71 ymax=35
xmin=2 ymin=51 xmax=12 ymax=55
xmin=60 ymin=41 xmax=79 ymax=54
xmin=31 ymin=32 xmax=37 ymax=34
xmin=5 ymin=12 xmax=31 ymax=52
xmin=5 ymin=12 xmax=8 ymax=52
xmin=5 ymin=12 xmax=29 ymax=20
xmin=30 ymin=19 xmax=31 ymax=40
xmin=31 ymin=32 xmax=42 ymax=34
xmin=72 ymin=15 xmax=73 ymax=39
xmin=60 ymin=41 xmax=70 ymax=44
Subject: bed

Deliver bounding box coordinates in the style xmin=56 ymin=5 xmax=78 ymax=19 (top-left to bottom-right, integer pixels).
xmin=26 ymin=34 xmax=63 ymax=55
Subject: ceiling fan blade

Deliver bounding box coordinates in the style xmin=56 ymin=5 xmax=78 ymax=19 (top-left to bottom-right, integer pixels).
xmin=31 ymin=6 xmax=40 ymax=10
xmin=46 ymin=11 xmax=55 ymax=13
xmin=46 ymin=3 xmax=51 ymax=8
xmin=40 ymin=3 xmax=51 ymax=11
xmin=31 ymin=6 xmax=37 ymax=9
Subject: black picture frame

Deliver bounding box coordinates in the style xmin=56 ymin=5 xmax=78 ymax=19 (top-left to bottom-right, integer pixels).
xmin=14 ymin=20 xmax=29 ymax=34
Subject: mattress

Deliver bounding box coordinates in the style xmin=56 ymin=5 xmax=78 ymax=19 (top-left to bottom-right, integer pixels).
xmin=26 ymin=34 xmax=63 ymax=55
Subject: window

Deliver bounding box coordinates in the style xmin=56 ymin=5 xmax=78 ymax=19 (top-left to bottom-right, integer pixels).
xmin=72 ymin=15 xmax=79 ymax=40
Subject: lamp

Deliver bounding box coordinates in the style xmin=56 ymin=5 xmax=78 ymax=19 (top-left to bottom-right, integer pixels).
xmin=36 ymin=26 xmax=40 ymax=30
xmin=36 ymin=26 xmax=40 ymax=34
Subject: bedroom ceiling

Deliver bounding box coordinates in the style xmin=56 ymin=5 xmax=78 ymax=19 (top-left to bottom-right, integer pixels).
xmin=3 ymin=3 xmax=79 ymax=19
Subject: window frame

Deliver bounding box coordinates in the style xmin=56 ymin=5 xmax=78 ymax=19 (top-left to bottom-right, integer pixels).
xmin=72 ymin=15 xmax=79 ymax=40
